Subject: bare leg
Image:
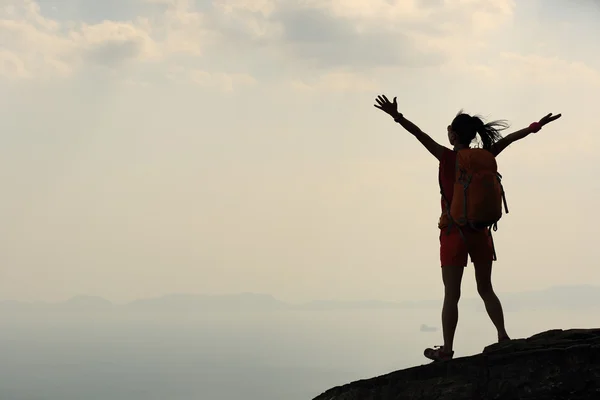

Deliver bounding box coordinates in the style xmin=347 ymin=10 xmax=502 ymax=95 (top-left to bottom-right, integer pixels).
xmin=441 ymin=265 xmax=465 ymax=352
xmin=474 ymin=260 xmax=509 ymax=341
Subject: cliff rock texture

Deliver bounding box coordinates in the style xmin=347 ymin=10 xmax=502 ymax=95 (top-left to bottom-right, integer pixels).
xmin=313 ymin=328 xmax=600 ymax=400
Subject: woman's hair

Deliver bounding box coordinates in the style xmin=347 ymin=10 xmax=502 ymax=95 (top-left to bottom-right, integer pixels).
xmin=451 ymin=110 xmax=510 ymax=150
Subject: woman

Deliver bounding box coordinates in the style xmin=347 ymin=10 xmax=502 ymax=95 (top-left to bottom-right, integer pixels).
xmin=374 ymin=94 xmax=561 ymax=362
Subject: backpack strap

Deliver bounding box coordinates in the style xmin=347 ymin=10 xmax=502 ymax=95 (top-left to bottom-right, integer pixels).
xmin=497 ymin=173 xmax=509 ymax=214
xmin=454 ymin=151 xmax=468 ymax=241
xmin=438 ymin=158 xmax=465 ymax=241
xmin=488 ymin=225 xmax=497 ymax=261
xmin=438 ymin=166 xmax=454 ymax=236
xmin=489 ymin=173 xmax=507 ymax=261
xmin=455 ymin=150 xmax=470 ymax=226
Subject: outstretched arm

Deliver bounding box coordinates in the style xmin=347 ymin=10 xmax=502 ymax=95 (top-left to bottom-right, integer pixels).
xmin=490 ymin=126 xmax=534 ymax=156
xmin=393 ymin=113 xmax=446 ymax=161
xmin=374 ymin=95 xmax=446 ymax=161
xmin=491 ymin=113 xmax=562 ymax=156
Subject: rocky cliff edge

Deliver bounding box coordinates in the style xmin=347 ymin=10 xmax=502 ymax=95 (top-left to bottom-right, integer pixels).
xmin=313 ymin=328 xmax=600 ymax=400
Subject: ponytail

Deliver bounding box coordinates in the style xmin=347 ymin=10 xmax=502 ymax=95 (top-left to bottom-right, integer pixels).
xmin=474 ymin=117 xmax=509 ymax=151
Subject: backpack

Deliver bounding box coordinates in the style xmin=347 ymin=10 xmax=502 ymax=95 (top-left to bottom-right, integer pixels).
xmin=440 ymin=148 xmax=509 ymax=259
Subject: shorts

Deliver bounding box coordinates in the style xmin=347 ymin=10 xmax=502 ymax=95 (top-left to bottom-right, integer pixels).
xmin=439 ymin=226 xmax=494 ymax=267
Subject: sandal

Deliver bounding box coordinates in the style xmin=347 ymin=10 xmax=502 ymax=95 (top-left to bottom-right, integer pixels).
xmin=424 ymin=345 xmax=454 ymax=362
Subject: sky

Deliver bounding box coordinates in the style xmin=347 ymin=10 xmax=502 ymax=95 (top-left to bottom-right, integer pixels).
xmin=1 ymin=0 xmax=599 ymax=304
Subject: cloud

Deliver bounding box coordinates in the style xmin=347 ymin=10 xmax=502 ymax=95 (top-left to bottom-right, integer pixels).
xmin=269 ymin=4 xmax=443 ymax=70
xmin=0 ymin=0 xmax=213 ymax=80
xmin=1 ymin=0 xmax=517 ymax=78
xmin=203 ymin=0 xmax=516 ymax=72
xmin=11 ymin=0 xmax=599 ymax=93
xmin=184 ymin=0 xmax=517 ymax=89
xmin=0 ymin=1 xmax=159 ymax=78
xmin=75 ymin=20 xmax=159 ymax=65
xmin=147 ymin=0 xmax=217 ymax=57
xmin=166 ymin=66 xmax=257 ymax=92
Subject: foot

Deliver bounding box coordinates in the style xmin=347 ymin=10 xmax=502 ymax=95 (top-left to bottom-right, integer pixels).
xmin=498 ymin=334 xmax=511 ymax=343
xmin=424 ymin=345 xmax=454 ymax=362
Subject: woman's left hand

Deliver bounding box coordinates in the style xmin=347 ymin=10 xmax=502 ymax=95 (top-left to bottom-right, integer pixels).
xmin=538 ymin=113 xmax=562 ymax=127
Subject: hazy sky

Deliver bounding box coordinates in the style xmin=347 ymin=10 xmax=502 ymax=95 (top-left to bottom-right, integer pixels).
xmin=1 ymin=0 xmax=599 ymax=304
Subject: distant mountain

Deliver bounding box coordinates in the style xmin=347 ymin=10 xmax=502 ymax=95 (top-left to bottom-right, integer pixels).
xmin=293 ymin=297 xmax=443 ymax=311
xmin=0 ymin=295 xmax=113 ymax=312
xmin=63 ymin=295 xmax=114 ymax=309
xmin=1 ymin=285 xmax=599 ymax=313
xmin=294 ymin=300 xmax=409 ymax=311
xmin=123 ymin=293 xmax=287 ymax=312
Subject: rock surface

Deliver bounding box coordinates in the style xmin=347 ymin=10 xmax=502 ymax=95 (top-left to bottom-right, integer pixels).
xmin=312 ymin=328 xmax=600 ymax=400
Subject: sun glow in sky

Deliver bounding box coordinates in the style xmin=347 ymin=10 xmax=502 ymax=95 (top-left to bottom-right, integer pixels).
xmin=1 ymin=0 xmax=599 ymax=303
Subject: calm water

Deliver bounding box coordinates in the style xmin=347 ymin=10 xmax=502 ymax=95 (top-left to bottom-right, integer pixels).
xmin=0 ymin=307 xmax=596 ymax=400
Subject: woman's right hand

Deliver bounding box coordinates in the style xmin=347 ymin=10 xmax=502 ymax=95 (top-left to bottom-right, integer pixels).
xmin=374 ymin=95 xmax=400 ymax=118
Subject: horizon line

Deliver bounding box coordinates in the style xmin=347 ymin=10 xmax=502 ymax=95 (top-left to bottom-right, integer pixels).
xmin=0 ymin=283 xmax=597 ymax=306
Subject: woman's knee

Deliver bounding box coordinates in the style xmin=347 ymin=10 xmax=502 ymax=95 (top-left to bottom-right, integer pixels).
xmin=444 ymin=287 xmax=461 ymax=303
xmin=474 ymin=260 xmax=494 ymax=297
xmin=477 ymin=282 xmax=494 ymax=298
